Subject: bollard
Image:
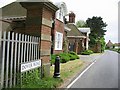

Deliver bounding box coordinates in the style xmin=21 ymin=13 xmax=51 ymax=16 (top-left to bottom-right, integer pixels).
xmin=53 ymin=56 xmax=60 ymax=78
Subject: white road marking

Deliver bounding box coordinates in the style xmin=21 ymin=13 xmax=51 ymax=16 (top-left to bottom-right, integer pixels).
xmin=66 ymin=60 xmax=96 ymax=88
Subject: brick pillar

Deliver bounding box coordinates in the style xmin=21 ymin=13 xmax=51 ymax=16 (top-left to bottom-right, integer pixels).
xmin=74 ymin=41 xmax=78 ymax=54
xmin=20 ymin=2 xmax=58 ymax=77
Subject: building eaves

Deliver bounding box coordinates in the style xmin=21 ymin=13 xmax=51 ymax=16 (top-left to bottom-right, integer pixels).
xmin=67 ymin=36 xmax=86 ymax=39
xmin=0 ymin=16 xmax=26 ymax=23
xmin=66 ymin=23 xmax=85 ymax=37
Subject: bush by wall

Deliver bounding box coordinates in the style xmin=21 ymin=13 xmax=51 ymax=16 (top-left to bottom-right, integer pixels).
xmin=81 ymin=50 xmax=93 ymax=55
xmin=68 ymin=51 xmax=79 ymax=60
xmin=51 ymin=52 xmax=79 ymax=64
xmin=51 ymin=54 xmax=57 ymax=64
xmin=59 ymin=53 xmax=70 ymax=63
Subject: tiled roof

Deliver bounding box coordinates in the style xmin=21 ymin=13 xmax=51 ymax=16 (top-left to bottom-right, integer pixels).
xmin=66 ymin=23 xmax=85 ymax=37
xmin=3 ymin=16 xmax=26 ymax=21
xmin=106 ymin=40 xmax=113 ymax=46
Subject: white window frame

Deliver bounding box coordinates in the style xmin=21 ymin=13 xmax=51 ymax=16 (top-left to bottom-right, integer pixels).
xmin=55 ymin=32 xmax=63 ymax=50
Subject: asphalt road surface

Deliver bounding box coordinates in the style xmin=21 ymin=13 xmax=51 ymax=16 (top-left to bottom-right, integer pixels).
xmin=69 ymin=50 xmax=119 ymax=88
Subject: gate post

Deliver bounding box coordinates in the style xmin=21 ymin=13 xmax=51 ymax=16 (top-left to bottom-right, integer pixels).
xmin=20 ymin=1 xmax=58 ymax=77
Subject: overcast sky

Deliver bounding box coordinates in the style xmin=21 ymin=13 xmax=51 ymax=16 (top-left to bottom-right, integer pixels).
xmin=51 ymin=0 xmax=119 ymax=43
xmin=0 ymin=0 xmax=119 ymax=43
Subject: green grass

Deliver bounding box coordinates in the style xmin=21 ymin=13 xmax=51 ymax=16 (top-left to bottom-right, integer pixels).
xmin=81 ymin=50 xmax=93 ymax=55
xmin=107 ymin=48 xmax=120 ymax=54
xmin=20 ymin=77 xmax=63 ymax=88
xmin=14 ymin=59 xmax=85 ymax=88
xmin=50 ymin=59 xmax=85 ymax=85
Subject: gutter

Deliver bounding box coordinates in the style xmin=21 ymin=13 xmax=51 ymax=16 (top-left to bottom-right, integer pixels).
xmin=67 ymin=36 xmax=86 ymax=39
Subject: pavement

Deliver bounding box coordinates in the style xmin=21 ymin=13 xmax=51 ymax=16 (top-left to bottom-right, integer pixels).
xmin=79 ymin=53 xmax=103 ymax=63
xmin=60 ymin=52 xmax=104 ymax=88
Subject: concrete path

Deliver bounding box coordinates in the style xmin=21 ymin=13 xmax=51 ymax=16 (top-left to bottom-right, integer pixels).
xmin=79 ymin=53 xmax=103 ymax=63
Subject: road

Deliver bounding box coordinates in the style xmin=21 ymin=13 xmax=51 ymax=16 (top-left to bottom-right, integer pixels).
xmin=68 ymin=50 xmax=119 ymax=88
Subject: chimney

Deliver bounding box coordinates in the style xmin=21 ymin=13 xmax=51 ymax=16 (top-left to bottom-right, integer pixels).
xmin=69 ymin=11 xmax=75 ymax=23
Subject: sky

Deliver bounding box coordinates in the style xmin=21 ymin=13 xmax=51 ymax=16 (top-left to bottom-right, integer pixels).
xmin=0 ymin=0 xmax=119 ymax=43
xmin=51 ymin=0 xmax=119 ymax=43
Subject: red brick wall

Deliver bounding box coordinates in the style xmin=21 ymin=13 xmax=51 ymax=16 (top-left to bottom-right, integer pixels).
xmin=53 ymin=19 xmax=64 ymax=54
xmin=21 ymin=4 xmax=55 ymax=64
xmin=41 ymin=25 xmax=51 ymax=35
xmin=41 ymin=56 xmax=50 ymax=63
xmin=41 ymin=41 xmax=50 ymax=50
xmin=68 ymin=37 xmax=84 ymax=54
xmin=40 ymin=8 xmax=53 ymax=64
xmin=42 ymin=8 xmax=52 ymax=20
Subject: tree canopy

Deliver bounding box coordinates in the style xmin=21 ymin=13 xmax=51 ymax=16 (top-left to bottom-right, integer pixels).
xmin=86 ymin=16 xmax=107 ymax=46
xmin=76 ymin=20 xmax=87 ymax=28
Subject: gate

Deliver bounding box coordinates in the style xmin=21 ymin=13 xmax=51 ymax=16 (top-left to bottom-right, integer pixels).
xmin=0 ymin=31 xmax=41 ymax=89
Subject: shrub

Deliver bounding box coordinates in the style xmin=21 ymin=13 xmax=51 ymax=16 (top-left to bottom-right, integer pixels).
xmin=68 ymin=53 xmax=76 ymax=60
xmin=50 ymin=52 xmax=79 ymax=64
xmin=59 ymin=53 xmax=70 ymax=63
xmin=81 ymin=50 xmax=93 ymax=55
xmin=69 ymin=51 xmax=79 ymax=60
xmin=118 ymin=48 xmax=120 ymax=53
xmin=51 ymin=54 xmax=57 ymax=64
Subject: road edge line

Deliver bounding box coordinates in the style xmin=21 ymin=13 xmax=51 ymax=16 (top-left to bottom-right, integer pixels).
xmin=66 ymin=60 xmax=96 ymax=88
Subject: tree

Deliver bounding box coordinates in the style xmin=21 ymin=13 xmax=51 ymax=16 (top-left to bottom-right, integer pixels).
xmin=86 ymin=16 xmax=107 ymax=52
xmin=76 ymin=20 xmax=87 ymax=28
xmin=86 ymin=16 xmax=107 ymax=46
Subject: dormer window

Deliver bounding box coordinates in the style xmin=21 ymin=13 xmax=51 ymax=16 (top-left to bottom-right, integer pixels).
xmin=55 ymin=2 xmax=68 ymax=22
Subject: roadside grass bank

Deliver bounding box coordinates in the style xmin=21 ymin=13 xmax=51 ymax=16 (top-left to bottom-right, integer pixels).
xmin=15 ymin=59 xmax=85 ymax=88
xmin=108 ymin=48 xmax=120 ymax=54
xmin=50 ymin=59 xmax=86 ymax=88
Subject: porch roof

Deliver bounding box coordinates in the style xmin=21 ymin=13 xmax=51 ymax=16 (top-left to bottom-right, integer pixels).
xmin=67 ymin=36 xmax=86 ymax=39
xmin=66 ymin=23 xmax=85 ymax=37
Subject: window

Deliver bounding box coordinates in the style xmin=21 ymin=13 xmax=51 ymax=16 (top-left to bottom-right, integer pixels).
xmin=56 ymin=7 xmax=64 ymax=22
xmin=55 ymin=32 xmax=63 ymax=50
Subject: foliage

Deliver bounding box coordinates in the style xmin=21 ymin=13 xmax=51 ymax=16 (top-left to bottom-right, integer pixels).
xmin=51 ymin=54 xmax=57 ymax=64
xmin=59 ymin=53 xmax=70 ymax=63
xmin=63 ymin=40 xmax=68 ymax=53
xmin=69 ymin=51 xmax=79 ymax=60
xmin=86 ymin=16 xmax=107 ymax=49
xmin=81 ymin=50 xmax=93 ymax=55
xmin=15 ymin=69 xmax=63 ymax=88
xmin=22 ymin=69 xmax=40 ymax=86
xmin=112 ymin=44 xmax=115 ymax=49
xmin=51 ymin=52 xmax=79 ymax=64
xmin=99 ymin=37 xmax=106 ymax=52
xmin=108 ymin=48 xmax=120 ymax=54
xmin=15 ymin=58 xmax=84 ymax=88
xmin=50 ymin=59 xmax=84 ymax=86
xmin=118 ymin=48 xmax=120 ymax=53
xmin=86 ymin=16 xmax=107 ymax=38
xmin=76 ymin=20 xmax=87 ymax=28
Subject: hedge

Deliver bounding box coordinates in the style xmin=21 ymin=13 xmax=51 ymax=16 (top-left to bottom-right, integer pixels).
xmin=81 ymin=50 xmax=93 ymax=55
xmin=51 ymin=52 xmax=79 ymax=64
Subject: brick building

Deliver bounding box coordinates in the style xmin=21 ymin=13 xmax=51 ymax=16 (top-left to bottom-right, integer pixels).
xmin=64 ymin=12 xmax=88 ymax=54
xmin=51 ymin=2 xmax=71 ymax=54
xmin=0 ymin=1 xmax=89 ymax=77
xmin=0 ymin=1 xmax=58 ymax=77
xmin=106 ymin=40 xmax=113 ymax=49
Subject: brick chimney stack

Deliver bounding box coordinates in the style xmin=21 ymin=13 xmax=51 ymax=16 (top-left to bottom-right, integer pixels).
xmin=69 ymin=11 xmax=75 ymax=23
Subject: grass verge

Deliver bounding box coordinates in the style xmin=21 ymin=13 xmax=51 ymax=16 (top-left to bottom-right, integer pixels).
xmin=50 ymin=59 xmax=85 ymax=88
xmin=15 ymin=59 xmax=85 ymax=88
